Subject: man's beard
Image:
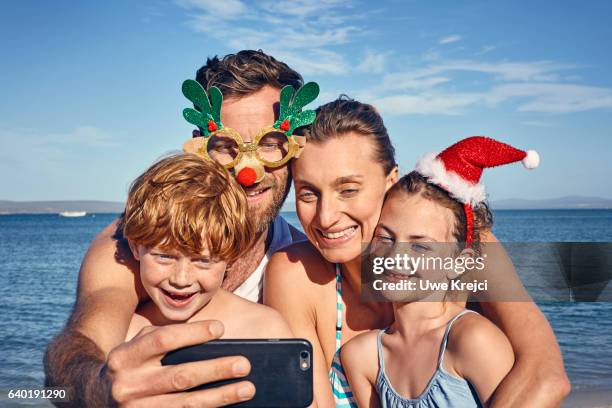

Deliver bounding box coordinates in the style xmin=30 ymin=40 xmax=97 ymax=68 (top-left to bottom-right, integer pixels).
xmin=249 ymin=170 xmax=291 ymax=233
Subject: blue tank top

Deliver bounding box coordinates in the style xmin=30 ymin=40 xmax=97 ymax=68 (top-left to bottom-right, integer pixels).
xmin=328 ymin=264 xmax=358 ymax=407
xmin=376 ymin=310 xmax=483 ymax=408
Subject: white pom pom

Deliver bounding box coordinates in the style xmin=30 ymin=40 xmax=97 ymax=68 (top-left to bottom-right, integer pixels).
xmin=522 ymin=150 xmax=540 ymax=169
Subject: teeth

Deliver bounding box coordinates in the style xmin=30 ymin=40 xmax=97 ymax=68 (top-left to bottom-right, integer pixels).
xmin=321 ymin=226 xmax=356 ymax=239
xmin=246 ymin=188 xmax=268 ymax=197
xmin=164 ymin=290 xmax=196 ymax=300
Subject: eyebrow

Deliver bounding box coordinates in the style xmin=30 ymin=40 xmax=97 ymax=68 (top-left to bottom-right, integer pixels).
xmin=408 ymin=234 xmax=438 ymax=242
xmin=332 ymin=175 xmax=364 ymax=187
xmin=294 ymin=175 xmax=364 ymax=189
xmin=376 ymin=224 xmax=439 ymax=242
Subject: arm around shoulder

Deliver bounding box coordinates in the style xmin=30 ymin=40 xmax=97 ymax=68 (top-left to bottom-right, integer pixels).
xmin=478 ymin=230 xmax=570 ymax=406
xmin=481 ymin=301 xmax=570 ymax=407
xmin=44 ymin=220 xmax=143 ymax=406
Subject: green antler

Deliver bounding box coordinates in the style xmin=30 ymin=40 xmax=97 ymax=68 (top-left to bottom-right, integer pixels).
xmin=274 ymin=81 xmax=320 ymax=136
xmin=181 ymin=79 xmax=223 ymax=137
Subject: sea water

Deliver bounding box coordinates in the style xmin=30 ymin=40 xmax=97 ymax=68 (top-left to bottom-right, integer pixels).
xmin=1 ymin=210 xmax=611 ymax=395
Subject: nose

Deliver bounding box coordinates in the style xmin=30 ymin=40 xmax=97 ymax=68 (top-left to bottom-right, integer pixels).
xmin=233 ymin=153 xmax=265 ymax=187
xmin=169 ymin=259 xmax=194 ymax=288
xmin=236 ymin=167 xmax=257 ymax=187
xmin=317 ymin=195 xmax=341 ymax=230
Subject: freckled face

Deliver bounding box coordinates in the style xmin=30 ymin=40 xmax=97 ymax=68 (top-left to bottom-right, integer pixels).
xmin=132 ymin=245 xmax=227 ymax=322
xmin=292 ymin=132 xmax=396 ymax=264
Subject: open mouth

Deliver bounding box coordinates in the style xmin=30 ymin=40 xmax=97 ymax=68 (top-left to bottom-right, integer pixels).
xmin=161 ymin=289 xmax=198 ymax=306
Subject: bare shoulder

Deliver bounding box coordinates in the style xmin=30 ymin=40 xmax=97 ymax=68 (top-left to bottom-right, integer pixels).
xmin=445 ymin=311 xmax=514 ymax=375
xmin=342 ymin=330 xmax=379 ymax=357
xmin=211 ymin=291 xmax=293 ymax=338
xmin=267 ymin=240 xmax=335 ymax=287
xmin=264 ymin=241 xmax=335 ymax=322
xmin=125 ymin=303 xmax=155 ymax=341
xmin=341 ymin=330 xmax=379 ymax=379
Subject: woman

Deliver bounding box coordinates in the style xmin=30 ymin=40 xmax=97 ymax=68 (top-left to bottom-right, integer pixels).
xmin=264 ymin=97 xmax=568 ymax=407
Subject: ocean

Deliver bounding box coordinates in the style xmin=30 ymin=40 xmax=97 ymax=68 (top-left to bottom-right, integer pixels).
xmin=1 ymin=210 xmax=611 ymax=399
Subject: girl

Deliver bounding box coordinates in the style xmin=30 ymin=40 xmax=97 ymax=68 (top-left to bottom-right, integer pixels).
xmin=341 ymin=137 xmax=540 ymax=407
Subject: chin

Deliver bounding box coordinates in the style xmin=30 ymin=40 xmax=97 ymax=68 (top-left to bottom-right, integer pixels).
xmin=317 ymin=245 xmax=364 ymax=265
xmin=154 ymin=306 xmax=194 ymax=322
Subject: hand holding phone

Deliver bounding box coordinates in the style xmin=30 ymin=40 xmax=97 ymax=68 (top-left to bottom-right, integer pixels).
xmin=162 ymin=338 xmax=314 ymax=407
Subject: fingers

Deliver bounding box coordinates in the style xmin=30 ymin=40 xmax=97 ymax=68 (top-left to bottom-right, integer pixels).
xmin=113 ymin=355 xmax=252 ymax=401
xmin=110 ymin=320 xmax=225 ymax=369
xmin=123 ymin=380 xmax=255 ymax=408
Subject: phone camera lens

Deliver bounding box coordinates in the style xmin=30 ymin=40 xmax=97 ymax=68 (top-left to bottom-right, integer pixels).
xmin=300 ymin=351 xmax=309 ymax=359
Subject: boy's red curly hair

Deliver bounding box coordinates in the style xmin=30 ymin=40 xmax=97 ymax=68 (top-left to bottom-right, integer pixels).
xmin=123 ymin=153 xmax=253 ymax=262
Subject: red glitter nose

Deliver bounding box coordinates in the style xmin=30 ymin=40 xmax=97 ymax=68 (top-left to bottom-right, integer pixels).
xmin=236 ymin=167 xmax=257 ymax=187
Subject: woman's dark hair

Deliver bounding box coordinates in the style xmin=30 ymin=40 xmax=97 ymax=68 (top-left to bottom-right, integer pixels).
xmin=388 ymin=171 xmax=493 ymax=249
xmin=297 ymin=96 xmax=397 ymax=175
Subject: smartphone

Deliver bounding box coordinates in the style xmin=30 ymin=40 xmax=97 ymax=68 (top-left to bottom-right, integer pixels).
xmin=161 ymin=338 xmax=313 ymax=407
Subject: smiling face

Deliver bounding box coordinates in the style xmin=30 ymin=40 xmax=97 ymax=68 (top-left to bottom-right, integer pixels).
xmin=220 ymin=86 xmax=290 ymax=231
xmin=372 ymin=191 xmax=460 ymax=302
xmin=131 ymin=244 xmax=227 ymax=322
xmin=293 ymin=132 xmax=397 ymax=263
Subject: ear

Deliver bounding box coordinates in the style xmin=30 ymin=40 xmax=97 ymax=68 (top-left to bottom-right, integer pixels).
xmin=128 ymin=240 xmax=141 ymax=261
xmin=385 ymin=166 xmax=399 ymax=191
xmin=458 ymin=247 xmax=476 ymax=259
xmin=446 ymin=247 xmax=476 ymax=280
xmin=183 ymin=137 xmax=207 ymax=156
xmin=293 ymin=135 xmax=306 ymax=158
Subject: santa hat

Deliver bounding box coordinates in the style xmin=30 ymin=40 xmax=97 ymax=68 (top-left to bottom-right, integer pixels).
xmin=415 ymin=136 xmax=539 ymax=244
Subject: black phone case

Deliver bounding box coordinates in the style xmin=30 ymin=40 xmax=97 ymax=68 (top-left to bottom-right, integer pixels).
xmin=161 ymin=338 xmax=313 ymax=408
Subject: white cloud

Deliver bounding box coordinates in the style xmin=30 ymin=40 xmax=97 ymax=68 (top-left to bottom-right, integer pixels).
xmin=522 ymin=121 xmax=555 ymax=128
xmin=270 ymin=49 xmax=350 ymax=76
xmin=357 ymin=51 xmax=388 ymax=74
xmin=176 ymin=0 xmax=247 ymax=17
xmin=0 ymin=126 xmax=119 ymax=154
xmin=439 ymin=34 xmax=463 ymax=45
xmin=404 ymin=60 xmax=575 ymax=82
xmin=488 ymin=83 xmax=612 ymax=113
xmin=45 ymin=126 xmax=119 ymax=148
xmin=175 ymin=0 xmax=364 ymax=75
xmin=371 ymin=81 xmax=612 ymax=116
xmin=258 ymin=0 xmax=347 ymax=17
xmin=473 ymin=45 xmax=498 ymax=56
xmin=372 ymin=92 xmax=483 ymax=115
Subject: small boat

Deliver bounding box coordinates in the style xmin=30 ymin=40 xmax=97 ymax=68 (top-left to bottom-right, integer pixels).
xmin=59 ymin=211 xmax=87 ymax=217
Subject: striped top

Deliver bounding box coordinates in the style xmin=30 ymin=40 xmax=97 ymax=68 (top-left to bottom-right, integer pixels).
xmin=328 ymin=264 xmax=358 ymax=408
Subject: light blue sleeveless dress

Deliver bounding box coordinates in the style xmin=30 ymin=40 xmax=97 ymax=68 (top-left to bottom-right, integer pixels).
xmin=376 ymin=310 xmax=483 ymax=408
xmin=328 ymin=264 xmax=358 ymax=407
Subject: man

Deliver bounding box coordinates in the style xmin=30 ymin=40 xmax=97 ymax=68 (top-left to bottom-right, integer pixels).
xmin=44 ymin=50 xmax=306 ymax=407
xmin=45 ymin=50 xmax=569 ymax=407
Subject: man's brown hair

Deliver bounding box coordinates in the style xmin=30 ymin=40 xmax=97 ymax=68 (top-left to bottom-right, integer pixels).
xmin=123 ymin=153 xmax=254 ymax=262
xmin=196 ymin=50 xmax=303 ymax=98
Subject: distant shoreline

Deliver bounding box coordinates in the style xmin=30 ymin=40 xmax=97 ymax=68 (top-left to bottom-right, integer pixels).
xmin=2 ymin=197 xmax=612 ymax=215
xmin=1 ymin=208 xmax=612 ymax=216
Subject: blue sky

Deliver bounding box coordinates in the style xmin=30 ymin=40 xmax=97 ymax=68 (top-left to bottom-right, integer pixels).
xmin=1 ymin=0 xmax=611 ymax=204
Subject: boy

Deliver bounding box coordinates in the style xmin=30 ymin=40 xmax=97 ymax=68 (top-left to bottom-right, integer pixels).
xmin=121 ymin=153 xmax=293 ymax=340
